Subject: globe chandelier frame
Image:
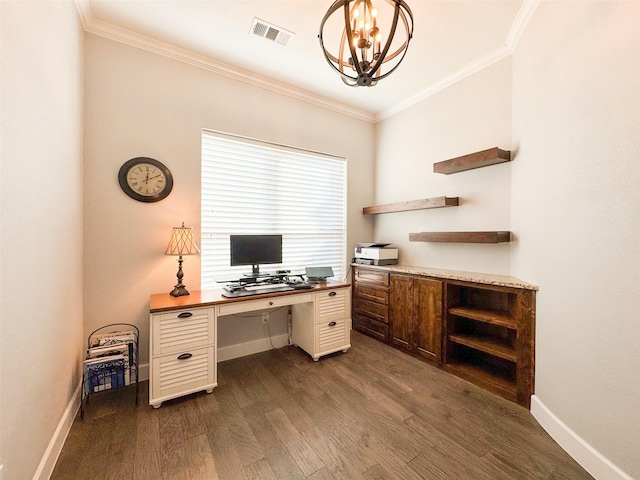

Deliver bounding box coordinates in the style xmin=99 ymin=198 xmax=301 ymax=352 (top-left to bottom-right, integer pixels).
xmin=319 ymin=0 xmax=414 ymax=87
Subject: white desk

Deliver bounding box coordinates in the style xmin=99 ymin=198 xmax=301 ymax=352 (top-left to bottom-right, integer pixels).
xmin=148 ymin=282 xmax=351 ymax=407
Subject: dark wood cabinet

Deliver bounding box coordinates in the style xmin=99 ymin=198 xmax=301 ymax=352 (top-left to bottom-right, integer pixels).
xmin=443 ymin=281 xmax=535 ymax=407
xmin=389 ymin=274 xmax=443 ymax=363
xmin=352 ymin=267 xmax=389 ymax=342
xmin=389 ymin=274 xmax=414 ymax=352
xmin=352 ymin=265 xmax=536 ymax=408
xmin=414 ymin=277 xmax=443 ymax=363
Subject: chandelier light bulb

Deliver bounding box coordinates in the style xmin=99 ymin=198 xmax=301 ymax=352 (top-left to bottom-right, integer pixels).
xmin=319 ymin=0 xmax=414 ymax=87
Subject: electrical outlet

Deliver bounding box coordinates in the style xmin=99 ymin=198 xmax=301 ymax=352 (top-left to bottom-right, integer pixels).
xmin=261 ymin=313 xmax=269 ymax=324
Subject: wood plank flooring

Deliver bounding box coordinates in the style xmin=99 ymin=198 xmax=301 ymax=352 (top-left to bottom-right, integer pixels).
xmin=52 ymin=331 xmax=593 ymax=479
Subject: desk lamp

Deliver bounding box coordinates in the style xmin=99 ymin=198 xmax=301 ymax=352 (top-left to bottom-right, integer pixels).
xmin=165 ymin=222 xmax=201 ymax=296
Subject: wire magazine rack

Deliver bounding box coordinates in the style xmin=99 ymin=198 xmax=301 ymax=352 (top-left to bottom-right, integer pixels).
xmin=80 ymin=323 xmax=139 ymax=419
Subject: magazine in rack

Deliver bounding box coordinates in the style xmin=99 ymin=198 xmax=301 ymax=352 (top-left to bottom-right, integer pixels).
xmin=80 ymin=323 xmax=139 ymax=419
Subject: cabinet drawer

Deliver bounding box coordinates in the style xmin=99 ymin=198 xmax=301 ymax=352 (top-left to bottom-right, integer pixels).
xmin=152 ymin=346 xmax=215 ymax=401
xmin=353 ymin=312 xmax=389 ymax=342
xmin=354 ymin=268 xmax=389 ymax=286
xmin=218 ymin=292 xmax=313 ymax=316
xmin=315 ymin=318 xmax=349 ymax=353
xmin=353 ymin=297 xmax=388 ymax=323
xmin=354 ymin=283 xmax=389 ymax=305
xmin=315 ymin=289 xmax=350 ymax=324
xmin=152 ymin=307 xmax=215 ymax=356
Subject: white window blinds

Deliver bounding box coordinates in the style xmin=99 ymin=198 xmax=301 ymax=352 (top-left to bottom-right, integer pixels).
xmin=201 ymin=130 xmax=346 ymax=287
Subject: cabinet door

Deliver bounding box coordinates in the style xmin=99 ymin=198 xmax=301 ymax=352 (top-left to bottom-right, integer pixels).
xmin=389 ymin=274 xmax=414 ymax=352
xmin=414 ymin=278 xmax=442 ymax=363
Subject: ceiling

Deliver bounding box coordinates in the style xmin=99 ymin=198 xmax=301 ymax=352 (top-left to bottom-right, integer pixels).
xmin=77 ymin=0 xmax=535 ymax=122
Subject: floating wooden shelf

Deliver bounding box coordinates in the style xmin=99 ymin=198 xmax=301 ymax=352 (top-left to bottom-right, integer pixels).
xmin=433 ymin=147 xmax=511 ymax=174
xmin=363 ymin=196 xmax=459 ymax=215
xmin=409 ymin=231 xmax=511 ymax=243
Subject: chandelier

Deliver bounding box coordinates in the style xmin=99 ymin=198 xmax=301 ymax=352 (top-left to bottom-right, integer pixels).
xmin=319 ymin=0 xmax=413 ymax=87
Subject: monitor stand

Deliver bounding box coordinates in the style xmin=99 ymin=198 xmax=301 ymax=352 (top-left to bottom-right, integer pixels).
xmin=241 ymin=265 xmax=264 ymax=279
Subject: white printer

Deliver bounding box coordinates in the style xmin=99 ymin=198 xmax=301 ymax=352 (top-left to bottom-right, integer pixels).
xmin=354 ymin=243 xmax=398 ymax=265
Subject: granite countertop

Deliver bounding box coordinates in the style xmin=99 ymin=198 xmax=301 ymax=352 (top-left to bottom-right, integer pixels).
xmin=352 ymin=263 xmax=539 ymax=291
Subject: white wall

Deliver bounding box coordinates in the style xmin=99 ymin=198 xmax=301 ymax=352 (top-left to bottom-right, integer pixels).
xmin=376 ymin=1 xmax=639 ymax=478
xmin=374 ymin=58 xmax=513 ymax=274
xmin=0 ymin=2 xmax=84 ymax=479
xmin=511 ymin=1 xmax=640 ymax=478
xmin=83 ymin=34 xmax=375 ymax=369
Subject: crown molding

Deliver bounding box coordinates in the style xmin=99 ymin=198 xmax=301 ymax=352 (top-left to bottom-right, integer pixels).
xmin=74 ymin=0 xmax=539 ymax=125
xmin=375 ymin=44 xmax=512 ymax=121
xmin=75 ymin=1 xmax=375 ymax=123
xmin=375 ymin=0 xmax=540 ymax=122
xmin=74 ymin=0 xmax=92 ymax=29
xmin=506 ymin=0 xmax=541 ymax=50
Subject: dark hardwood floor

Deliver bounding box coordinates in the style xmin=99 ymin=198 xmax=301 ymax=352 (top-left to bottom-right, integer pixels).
xmin=52 ymin=331 xmax=593 ymax=479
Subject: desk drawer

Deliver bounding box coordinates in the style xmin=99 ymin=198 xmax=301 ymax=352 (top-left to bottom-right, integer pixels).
xmin=315 ymin=288 xmax=350 ymax=324
xmin=316 ymin=318 xmax=349 ymax=353
xmin=152 ymin=307 xmax=215 ymax=356
xmin=218 ymin=292 xmax=314 ymax=316
xmin=151 ymin=346 xmax=215 ymax=401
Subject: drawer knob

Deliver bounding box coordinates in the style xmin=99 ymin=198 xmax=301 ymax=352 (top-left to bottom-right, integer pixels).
xmin=177 ymin=353 xmax=193 ymax=360
xmin=177 ymin=312 xmax=193 ymax=318
xmin=329 ymin=291 xmax=337 ymax=297
xmin=329 ymin=321 xmax=337 ymax=327
xmin=269 ymin=301 xmax=274 ymax=306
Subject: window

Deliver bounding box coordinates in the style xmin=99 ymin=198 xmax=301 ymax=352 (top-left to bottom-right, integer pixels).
xmin=201 ymin=130 xmax=346 ymax=288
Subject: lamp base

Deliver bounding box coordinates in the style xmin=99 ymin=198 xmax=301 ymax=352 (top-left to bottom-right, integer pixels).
xmin=170 ymin=284 xmax=190 ymax=297
xmin=170 ymin=255 xmax=190 ymax=296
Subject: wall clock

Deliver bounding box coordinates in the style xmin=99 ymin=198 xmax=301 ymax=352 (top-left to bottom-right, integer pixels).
xmin=118 ymin=157 xmax=173 ymax=203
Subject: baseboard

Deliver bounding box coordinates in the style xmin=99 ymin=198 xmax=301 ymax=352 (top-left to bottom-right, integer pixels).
xmin=33 ymin=381 xmax=82 ymax=480
xmin=138 ymin=362 xmax=149 ymax=382
xmin=217 ymin=333 xmax=290 ymax=362
xmin=530 ymin=395 xmax=633 ymax=480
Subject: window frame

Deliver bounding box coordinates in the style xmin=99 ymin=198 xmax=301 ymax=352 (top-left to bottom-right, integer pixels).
xmin=200 ymin=129 xmax=347 ymax=287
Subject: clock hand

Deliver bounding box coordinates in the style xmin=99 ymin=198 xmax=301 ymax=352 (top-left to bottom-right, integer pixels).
xmin=147 ymin=174 xmax=162 ymax=181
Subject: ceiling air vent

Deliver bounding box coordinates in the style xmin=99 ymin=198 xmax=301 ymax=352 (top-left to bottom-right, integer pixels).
xmin=250 ymin=18 xmax=294 ymax=46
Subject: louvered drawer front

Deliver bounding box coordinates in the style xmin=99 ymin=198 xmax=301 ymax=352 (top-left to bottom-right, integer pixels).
xmin=152 ymin=346 xmax=214 ymax=400
xmin=153 ymin=307 xmax=214 ymax=356
xmin=315 ymin=289 xmax=350 ymax=324
xmin=316 ymin=319 xmax=348 ymax=352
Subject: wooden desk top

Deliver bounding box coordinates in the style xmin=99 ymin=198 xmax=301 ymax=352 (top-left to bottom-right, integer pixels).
xmin=150 ymin=281 xmax=351 ymax=313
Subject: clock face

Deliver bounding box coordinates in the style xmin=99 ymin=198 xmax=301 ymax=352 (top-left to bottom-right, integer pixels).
xmin=118 ymin=157 xmax=173 ymax=202
xmin=127 ymin=163 xmax=166 ymax=196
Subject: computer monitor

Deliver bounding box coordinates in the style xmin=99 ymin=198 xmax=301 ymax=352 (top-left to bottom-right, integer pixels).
xmin=230 ymin=234 xmax=282 ymax=276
